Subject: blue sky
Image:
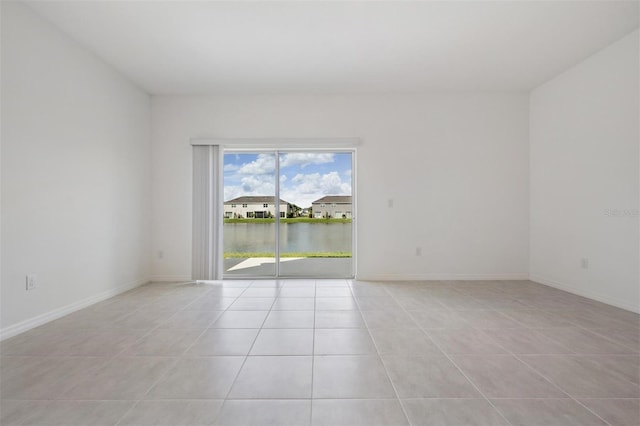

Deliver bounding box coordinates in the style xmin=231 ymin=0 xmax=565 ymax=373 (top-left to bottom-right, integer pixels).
xmin=224 ymin=152 xmax=352 ymax=208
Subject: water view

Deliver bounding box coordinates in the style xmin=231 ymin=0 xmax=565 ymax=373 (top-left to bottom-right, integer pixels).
xmin=223 ymin=150 xmax=354 ymax=277
xmin=224 ymin=222 xmax=352 ymax=255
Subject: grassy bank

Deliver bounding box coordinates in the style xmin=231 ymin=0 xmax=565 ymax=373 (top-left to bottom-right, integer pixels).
xmin=224 ymin=218 xmax=351 ymax=224
xmin=224 ymin=252 xmax=351 ymax=258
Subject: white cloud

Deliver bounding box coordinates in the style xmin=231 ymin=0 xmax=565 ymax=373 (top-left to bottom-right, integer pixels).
xmin=282 ymin=171 xmax=351 ymax=207
xmin=224 ymin=174 xmax=276 ymax=201
xmin=237 ymin=154 xmax=276 ymax=175
xmin=224 ymin=164 xmax=240 ymax=172
xmin=279 ymin=153 xmax=334 ymax=169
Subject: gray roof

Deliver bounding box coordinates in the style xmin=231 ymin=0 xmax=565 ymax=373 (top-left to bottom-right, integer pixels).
xmin=224 ymin=196 xmax=290 ymax=205
xmin=311 ymin=195 xmax=352 ymax=204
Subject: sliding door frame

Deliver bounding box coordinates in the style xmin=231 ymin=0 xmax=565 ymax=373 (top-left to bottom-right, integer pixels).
xmin=191 ymin=138 xmax=361 ymax=279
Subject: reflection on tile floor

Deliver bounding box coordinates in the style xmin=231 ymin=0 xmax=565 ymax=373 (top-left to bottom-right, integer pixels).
xmin=1 ymin=279 xmax=638 ymax=425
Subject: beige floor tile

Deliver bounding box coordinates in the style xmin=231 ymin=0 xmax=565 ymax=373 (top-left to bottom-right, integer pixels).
xmin=588 ymin=329 xmax=640 ymax=352
xmin=62 ymin=357 xmax=175 ymax=400
xmin=278 ymin=287 xmax=316 ymax=297
xmin=360 ymin=310 xmax=418 ymax=329
xmin=407 ymin=309 xmax=472 ymax=329
xmin=229 ymin=356 xmax=312 ymax=398
xmin=349 ymin=284 xmax=390 ymax=298
xmin=536 ymin=328 xmax=636 ymax=354
xmin=113 ymin=310 xmax=173 ymax=330
xmin=355 ymin=296 xmax=402 ymax=311
xmin=491 ymin=399 xmax=608 ymax=426
xmin=272 ymin=297 xmax=315 ymax=310
xmin=314 ymin=329 xmax=376 ymax=355
xmin=281 ymin=280 xmax=316 ymax=288
xmin=316 ymin=287 xmax=352 ymax=297
xmin=263 ymin=311 xmax=315 ymax=328
xmin=147 ymin=356 xmax=244 ymax=399
xmin=315 ymin=298 xmax=358 ymax=311
xmin=228 ymin=298 xmax=275 ymax=311
xmin=370 ymin=328 xmax=442 ymax=355
xmin=185 ymin=297 xmax=237 ymax=311
xmin=482 ymin=328 xmax=573 ymax=355
xmin=316 ymin=279 xmax=350 ymax=288
xmin=38 ymin=401 xmax=133 ymax=426
xmin=158 ymin=310 xmax=224 ymax=329
xmin=382 ymin=355 xmax=480 ymax=398
xmin=0 ymin=400 xmax=134 ymax=426
xmin=1 ymin=356 xmax=107 ymax=399
xmin=452 ymin=355 xmax=567 ymax=398
xmin=312 ymin=355 xmax=396 ymax=398
xmin=203 ymin=287 xmax=246 ymax=298
xmin=2 ymin=281 xmax=639 ymax=426
xmin=118 ymin=400 xmax=223 ymax=426
xmin=579 ymin=398 xmax=640 ymax=426
xmin=0 ymin=400 xmax=36 ymax=425
xmin=426 ymin=329 xmax=508 ymax=354
xmin=250 ymin=329 xmax=314 ymax=355
xmin=187 ymin=329 xmax=259 ymax=356
xmin=118 ymin=329 xmax=203 ymax=356
xmin=456 ymin=310 xmax=526 ymax=329
xmin=520 ymin=355 xmax=640 ymax=398
xmin=311 ymin=399 xmax=408 ymax=426
xmin=436 ymin=296 xmax=488 ymax=310
xmin=401 ymin=398 xmax=509 ymax=426
xmin=394 ymin=296 xmax=447 ymax=310
xmin=0 ymin=330 xmax=74 ymax=356
xmin=43 ymin=309 xmax=132 ymax=330
xmin=578 ymin=355 xmax=640 ymax=385
xmin=240 ymin=288 xmax=281 ymax=298
xmin=497 ymin=309 xmax=575 ymax=328
xmin=210 ymin=311 xmax=269 ymax=328
xmin=216 ymin=400 xmax=310 ymax=426
xmin=248 ymin=280 xmax=285 ymax=288
xmin=314 ymin=311 xmax=365 ymax=328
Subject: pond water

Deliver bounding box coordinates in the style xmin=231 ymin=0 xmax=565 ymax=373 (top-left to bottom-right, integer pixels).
xmin=223 ymin=222 xmax=352 ymax=254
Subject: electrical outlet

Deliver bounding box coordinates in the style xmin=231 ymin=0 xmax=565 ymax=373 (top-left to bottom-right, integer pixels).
xmin=415 ymin=247 xmax=422 ymax=256
xmin=26 ymin=275 xmax=37 ymax=291
xmin=388 ymin=199 xmax=394 ymax=208
xmin=581 ymin=258 xmax=589 ymax=269
xmin=157 ymin=250 xmax=164 ymax=259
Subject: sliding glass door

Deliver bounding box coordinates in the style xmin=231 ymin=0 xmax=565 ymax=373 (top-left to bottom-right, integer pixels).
xmin=222 ymin=150 xmax=354 ymax=278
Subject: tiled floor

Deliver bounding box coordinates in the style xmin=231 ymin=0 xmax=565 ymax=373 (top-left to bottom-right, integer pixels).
xmin=1 ymin=279 xmax=638 ymax=425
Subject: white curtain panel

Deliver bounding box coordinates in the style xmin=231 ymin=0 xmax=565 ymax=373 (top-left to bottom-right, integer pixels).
xmin=192 ymin=145 xmax=221 ymax=280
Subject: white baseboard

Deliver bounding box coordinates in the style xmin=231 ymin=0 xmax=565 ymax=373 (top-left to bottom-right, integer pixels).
xmin=0 ymin=278 xmax=149 ymax=341
xmin=530 ymin=274 xmax=640 ymax=314
xmin=150 ymin=275 xmax=192 ymax=282
xmin=356 ymin=273 xmax=529 ymax=281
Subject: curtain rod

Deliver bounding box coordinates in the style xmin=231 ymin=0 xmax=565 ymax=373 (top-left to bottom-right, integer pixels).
xmin=190 ymin=137 xmax=361 ymax=148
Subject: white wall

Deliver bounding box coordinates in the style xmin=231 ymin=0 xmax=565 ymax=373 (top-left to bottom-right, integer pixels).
xmin=151 ymin=93 xmax=529 ymax=281
xmin=1 ymin=2 xmax=151 ymax=337
xmin=530 ymin=30 xmax=639 ymax=312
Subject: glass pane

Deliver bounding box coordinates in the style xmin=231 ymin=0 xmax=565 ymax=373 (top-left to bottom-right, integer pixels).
xmin=223 ymin=152 xmax=277 ymax=277
xmin=278 ymin=151 xmax=353 ymax=277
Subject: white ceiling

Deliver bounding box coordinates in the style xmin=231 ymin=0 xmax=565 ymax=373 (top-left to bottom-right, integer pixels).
xmin=26 ymin=0 xmax=639 ymax=95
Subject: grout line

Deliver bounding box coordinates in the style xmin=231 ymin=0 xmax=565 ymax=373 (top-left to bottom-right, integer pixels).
xmin=4 ymin=279 xmax=638 ymax=426
xmin=213 ymin=279 xmax=280 ymax=424
xmin=115 ymin=280 xmax=251 ymax=426
xmin=450 ymin=283 xmax=616 ymax=426
xmin=511 ymin=354 xmax=614 ymax=426
xmin=354 ymin=286 xmax=413 ymax=426
xmin=310 ymin=279 xmax=317 ymax=425
xmin=111 ymin=281 xmax=221 ymax=425
xmin=113 ymin=399 xmax=141 ymax=426
xmin=383 ymin=286 xmax=516 ymax=426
